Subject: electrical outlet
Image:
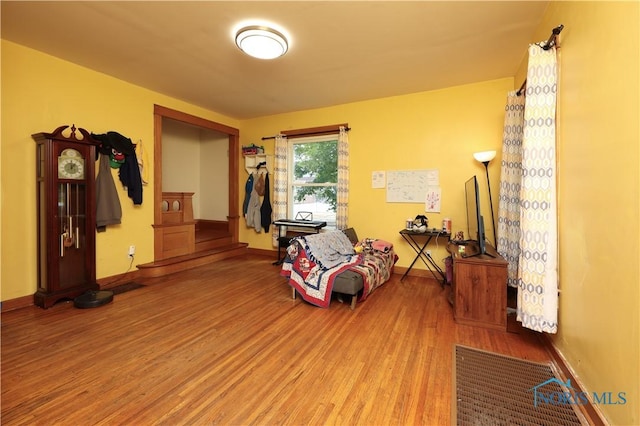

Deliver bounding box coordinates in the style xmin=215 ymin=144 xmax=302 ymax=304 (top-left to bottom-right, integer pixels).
xmin=128 ymin=245 xmax=136 ymax=257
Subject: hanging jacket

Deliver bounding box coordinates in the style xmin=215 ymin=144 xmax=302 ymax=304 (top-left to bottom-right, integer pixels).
xmin=260 ymin=172 xmax=272 ymax=232
xmin=246 ymin=187 xmax=261 ymax=233
xmin=136 ymin=139 xmax=150 ymax=185
xmin=118 ymin=150 xmax=143 ymax=205
xmin=255 ymin=172 xmax=265 ymax=196
xmin=95 ymin=153 xmax=122 ymax=231
xmin=92 ymin=130 xmax=142 ymax=204
xmin=92 ymin=131 xmax=135 ymax=157
xmin=243 ymin=173 xmax=254 ymax=216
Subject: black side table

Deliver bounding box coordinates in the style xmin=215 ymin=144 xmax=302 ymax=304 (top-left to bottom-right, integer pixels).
xmin=399 ymin=229 xmax=450 ymax=284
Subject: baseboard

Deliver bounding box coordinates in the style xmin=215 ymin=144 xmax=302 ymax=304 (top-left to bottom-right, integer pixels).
xmin=392 ymin=265 xmax=441 ymax=281
xmin=97 ymin=269 xmax=144 ymax=289
xmin=1 ymin=294 xmax=34 ymax=312
xmin=541 ymin=334 xmax=608 ymax=426
xmin=0 ymin=269 xmax=144 ymax=312
xmin=247 ymin=247 xmax=279 ymax=258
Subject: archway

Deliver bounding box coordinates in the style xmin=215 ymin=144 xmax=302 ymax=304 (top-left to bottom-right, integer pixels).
xmin=152 ymin=105 xmax=239 ymax=260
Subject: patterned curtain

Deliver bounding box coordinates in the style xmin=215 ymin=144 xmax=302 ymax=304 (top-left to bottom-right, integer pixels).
xmin=497 ymin=92 xmax=525 ymax=288
xmin=336 ymin=126 xmax=350 ymax=229
xmin=271 ymin=134 xmax=288 ymax=247
xmin=517 ymin=43 xmax=558 ymax=333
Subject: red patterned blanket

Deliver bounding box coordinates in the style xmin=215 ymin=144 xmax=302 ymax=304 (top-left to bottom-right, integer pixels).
xmin=350 ymin=249 xmax=397 ymax=303
xmin=280 ymin=232 xmax=397 ymax=308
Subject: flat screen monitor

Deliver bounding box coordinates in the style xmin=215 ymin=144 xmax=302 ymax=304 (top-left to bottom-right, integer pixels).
xmin=464 ymin=175 xmax=488 ymax=257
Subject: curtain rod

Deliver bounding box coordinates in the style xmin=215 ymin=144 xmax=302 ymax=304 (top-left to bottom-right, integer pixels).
xmin=517 ymin=24 xmax=564 ymax=96
xmin=262 ymin=125 xmax=351 ymax=141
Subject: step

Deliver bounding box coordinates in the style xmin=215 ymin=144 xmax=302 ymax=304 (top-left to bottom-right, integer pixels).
xmin=195 ymin=235 xmax=233 ymax=252
xmin=137 ymin=243 xmax=249 ymax=278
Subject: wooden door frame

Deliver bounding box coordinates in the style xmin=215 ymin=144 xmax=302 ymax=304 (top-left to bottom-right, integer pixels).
xmin=153 ymin=105 xmax=240 ymax=259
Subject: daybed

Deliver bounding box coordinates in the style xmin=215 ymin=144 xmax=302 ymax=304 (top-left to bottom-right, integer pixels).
xmin=280 ymin=229 xmax=397 ymax=309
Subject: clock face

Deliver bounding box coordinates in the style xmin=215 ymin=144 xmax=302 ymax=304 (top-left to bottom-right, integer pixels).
xmin=58 ymin=149 xmax=85 ymax=179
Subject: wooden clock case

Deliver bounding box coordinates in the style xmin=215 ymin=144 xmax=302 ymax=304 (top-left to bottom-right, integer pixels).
xmin=33 ymin=125 xmax=100 ymax=308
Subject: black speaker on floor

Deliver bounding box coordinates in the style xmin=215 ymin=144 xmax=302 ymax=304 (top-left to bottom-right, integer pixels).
xmin=73 ymin=290 xmax=114 ymax=309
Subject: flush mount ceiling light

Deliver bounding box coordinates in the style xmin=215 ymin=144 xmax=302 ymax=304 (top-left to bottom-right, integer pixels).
xmin=235 ymin=25 xmax=288 ymax=60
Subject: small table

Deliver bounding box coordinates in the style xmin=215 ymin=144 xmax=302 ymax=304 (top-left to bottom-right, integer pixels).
xmin=399 ymin=229 xmax=450 ymax=284
xmin=273 ymin=219 xmax=327 ymax=265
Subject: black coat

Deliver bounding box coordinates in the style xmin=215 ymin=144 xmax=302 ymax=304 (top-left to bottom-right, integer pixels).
xmin=118 ymin=151 xmax=143 ymax=205
xmin=260 ymin=172 xmax=272 ymax=232
xmin=92 ymin=131 xmax=142 ymax=205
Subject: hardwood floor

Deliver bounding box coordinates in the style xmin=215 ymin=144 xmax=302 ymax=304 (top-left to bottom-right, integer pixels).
xmin=1 ymin=255 xmax=550 ymax=425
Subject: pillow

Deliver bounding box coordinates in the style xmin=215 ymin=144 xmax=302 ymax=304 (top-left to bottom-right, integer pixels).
xmin=342 ymin=228 xmax=359 ymax=245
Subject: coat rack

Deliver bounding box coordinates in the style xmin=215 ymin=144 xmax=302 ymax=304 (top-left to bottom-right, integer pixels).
xmin=244 ymin=154 xmax=272 ymax=175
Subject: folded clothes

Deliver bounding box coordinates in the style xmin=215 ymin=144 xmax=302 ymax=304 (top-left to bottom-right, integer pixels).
xmin=372 ymin=239 xmax=393 ymax=253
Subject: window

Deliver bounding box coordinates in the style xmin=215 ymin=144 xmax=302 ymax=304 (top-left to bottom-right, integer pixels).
xmin=288 ymin=135 xmax=338 ymax=228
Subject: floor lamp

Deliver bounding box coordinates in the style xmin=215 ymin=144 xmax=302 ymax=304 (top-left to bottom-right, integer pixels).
xmin=473 ymin=150 xmax=497 ymax=248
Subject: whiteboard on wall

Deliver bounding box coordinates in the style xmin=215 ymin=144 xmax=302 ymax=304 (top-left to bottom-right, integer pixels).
xmin=386 ymin=169 xmax=439 ymax=203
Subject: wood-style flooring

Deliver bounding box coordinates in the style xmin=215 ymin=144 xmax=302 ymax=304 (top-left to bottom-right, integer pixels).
xmin=1 ymin=254 xmax=550 ymax=425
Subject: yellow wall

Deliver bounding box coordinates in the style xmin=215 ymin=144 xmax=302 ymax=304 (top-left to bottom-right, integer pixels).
xmin=0 ymin=40 xmax=239 ymax=301
xmin=2 ymin=2 xmax=638 ymax=422
xmin=239 ymin=79 xmax=512 ymax=269
xmin=239 ymin=3 xmax=640 ymax=423
xmin=3 ymin=37 xmax=509 ymax=296
xmin=528 ymin=2 xmax=639 ymax=424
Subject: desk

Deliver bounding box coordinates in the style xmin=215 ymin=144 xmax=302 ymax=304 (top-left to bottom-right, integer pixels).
xmin=399 ymin=229 xmax=450 ymax=284
xmin=273 ymin=219 xmax=327 ymax=265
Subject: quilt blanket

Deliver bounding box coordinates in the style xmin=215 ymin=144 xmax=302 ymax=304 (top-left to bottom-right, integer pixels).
xmin=350 ymin=249 xmax=398 ymax=302
xmin=281 ymin=231 xmax=362 ymax=308
xmin=281 ymin=231 xmax=398 ymax=308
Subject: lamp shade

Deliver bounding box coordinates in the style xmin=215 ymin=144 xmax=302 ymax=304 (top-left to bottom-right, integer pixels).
xmin=235 ymin=26 xmax=288 ymax=60
xmin=473 ymin=150 xmax=497 ymax=163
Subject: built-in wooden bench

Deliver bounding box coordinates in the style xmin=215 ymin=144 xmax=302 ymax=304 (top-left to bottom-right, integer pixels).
xmin=153 ymin=192 xmax=196 ymax=259
xmin=141 ymin=192 xmax=247 ymax=277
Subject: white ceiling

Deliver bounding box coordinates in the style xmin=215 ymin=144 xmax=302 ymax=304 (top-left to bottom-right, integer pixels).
xmin=1 ymin=1 xmax=549 ymax=120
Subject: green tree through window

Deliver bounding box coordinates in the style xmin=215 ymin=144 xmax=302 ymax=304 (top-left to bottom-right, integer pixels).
xmin=291 ymin=139 xmax=338 ymax=225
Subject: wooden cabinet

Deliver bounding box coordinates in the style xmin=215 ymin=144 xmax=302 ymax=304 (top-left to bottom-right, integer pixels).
xmin=447 ymin=242 xmax=507 ymax=330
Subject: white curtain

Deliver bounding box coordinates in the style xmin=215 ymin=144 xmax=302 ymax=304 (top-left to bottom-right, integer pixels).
xmin=336 ymin=126 xmax=349 ymax=229
xmin=517 ymin=43 xmax=559 ymax=333
xmin=497 ymin=92 xmax=526 ymax=288
xmin=271 ymin=134 xmax=288 ymax=247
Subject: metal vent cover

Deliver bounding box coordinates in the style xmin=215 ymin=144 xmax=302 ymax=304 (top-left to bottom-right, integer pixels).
xmin=454 ymin=345 xmax=587 ymax=426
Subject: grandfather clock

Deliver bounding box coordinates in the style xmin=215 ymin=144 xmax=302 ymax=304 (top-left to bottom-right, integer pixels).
xmin=33 ymin=125 xmax=99 ymax=308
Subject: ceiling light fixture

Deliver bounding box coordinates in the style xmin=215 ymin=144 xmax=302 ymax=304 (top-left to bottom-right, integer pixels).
xmin=235 ymin=25 xmax=288 ymax=60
